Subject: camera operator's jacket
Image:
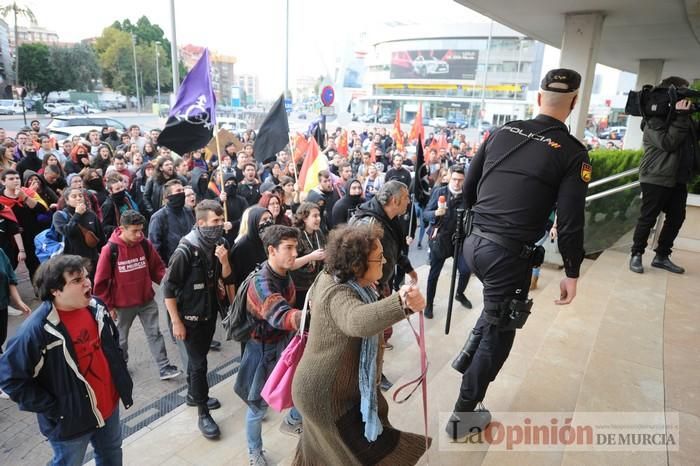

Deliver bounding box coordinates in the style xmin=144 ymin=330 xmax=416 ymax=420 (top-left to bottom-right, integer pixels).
xmin=641 ymin=115 xmax=700 ymax=187
xmin=0 ymin=298 xmax=133 ymax=441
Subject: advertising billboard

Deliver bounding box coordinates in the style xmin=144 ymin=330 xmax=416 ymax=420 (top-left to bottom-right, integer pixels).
xmin=390 ymin=49 xmax=479 ymax=80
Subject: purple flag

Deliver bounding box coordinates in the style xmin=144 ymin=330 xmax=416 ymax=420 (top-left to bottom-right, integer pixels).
xmin=158 ymin=49 xmax=217 ymax=155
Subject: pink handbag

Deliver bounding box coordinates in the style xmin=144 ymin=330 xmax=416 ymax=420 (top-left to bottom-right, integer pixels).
xmin=261 ymin=286 xmax=311 ymax=411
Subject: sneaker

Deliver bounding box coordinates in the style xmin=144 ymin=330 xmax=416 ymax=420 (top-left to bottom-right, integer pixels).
xmin=7 ymin=307 xmax=22 ymax=316
xmin=455 ymin=293 xmax=473 ymax=309
xmin=209 ymin=339 xmax=222 ymax=351
xmin=159 ymin=365 xmax=182 ymax=380
xmin=248 ymin=449 xmax=268 ymax=466
xmin=0 ymin=389 xmax=9 ymax=399
xmin=279 ymin=420 xmax=303 ymax=438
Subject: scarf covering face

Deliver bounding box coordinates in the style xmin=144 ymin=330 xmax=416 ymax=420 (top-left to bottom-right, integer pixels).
xmin=345 ymin=279 xmax=383 ymax=442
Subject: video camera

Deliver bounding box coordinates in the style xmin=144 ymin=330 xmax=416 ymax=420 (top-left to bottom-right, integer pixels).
xmin=625 ymin=84 xmax=700 ymax=119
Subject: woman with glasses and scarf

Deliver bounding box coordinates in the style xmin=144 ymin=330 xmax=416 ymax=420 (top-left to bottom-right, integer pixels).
xmin=290 ymin=202 xmax=326 ymax=308
xmin=291 ymin=223 xmax=429 ymax=465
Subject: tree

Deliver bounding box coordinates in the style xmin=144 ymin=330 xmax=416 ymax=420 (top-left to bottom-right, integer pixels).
xmin=49 ymin=44 xmax=100 ymax=93
xmin=17 ymin=43 xmax=54 ymax=99
xmin=0 ymin=2 xmax=37 ymax=84
xmin=95 ymin=27 xmax=138 ymax=97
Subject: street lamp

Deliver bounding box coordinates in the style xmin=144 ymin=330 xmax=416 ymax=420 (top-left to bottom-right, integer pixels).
xmin=155 ymin=41 xmax=162 ymax=116
xmin=131 ymin=34 xmax=141 ymax=113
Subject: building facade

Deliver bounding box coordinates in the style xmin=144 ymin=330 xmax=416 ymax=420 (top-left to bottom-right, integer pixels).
xmin=180 ymin=44 xmax=236 ymax=104
xmin=9 ymin=25 xmax=59 ymax=50
xmin=236 ymin=74 xmax=259 ymax=105
xmin=0 ymin=19 xmax=12 ymax=83
xmin=361 ymin=22 xmax=545 ymax=127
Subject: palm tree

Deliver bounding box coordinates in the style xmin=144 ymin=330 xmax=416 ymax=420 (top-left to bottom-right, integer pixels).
xmin=0 ymin=2 xmax=37 ymax=85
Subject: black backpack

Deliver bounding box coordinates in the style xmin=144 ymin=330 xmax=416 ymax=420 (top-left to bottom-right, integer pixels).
xmin=108 ymin=238 xmax=151 ymax=272
xmin=222 ymin=265 xmax=262 ymax=342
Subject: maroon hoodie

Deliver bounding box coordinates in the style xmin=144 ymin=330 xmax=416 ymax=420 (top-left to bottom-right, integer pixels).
xmin=93 ymin=227 xmax=165 ymax=310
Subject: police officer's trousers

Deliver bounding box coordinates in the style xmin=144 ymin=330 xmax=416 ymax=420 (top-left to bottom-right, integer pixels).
xmin=459 ymin=235 xmax=531 ymax=403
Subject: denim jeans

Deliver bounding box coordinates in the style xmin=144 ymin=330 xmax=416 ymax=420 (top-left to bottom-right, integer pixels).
xmin=49 ymin=408 xmax=122 ymax=466
xmin=246 ymin=403 xmax=301 ymax=453
xmin=414 ymin=203 xmax=427 ymax=245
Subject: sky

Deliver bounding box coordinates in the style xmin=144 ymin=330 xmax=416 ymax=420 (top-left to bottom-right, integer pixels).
xmin=18 ymin=0 xmax=625 ymax=100
xmin=21 ymin=0 xmax=489 ymax=99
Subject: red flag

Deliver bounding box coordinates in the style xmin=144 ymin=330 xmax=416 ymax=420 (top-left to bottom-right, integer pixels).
xmin=408 ymin=103 xmax=424 ymax=142
xmin=337 ymin=130 xmax=349 ymax=156
xmin=437 ymin=133 xmax=449 ymax=150
xmin=292 ymin=132 xmax=308 ymax=165
xmin=392 ymin=109 xmax=404 ymax=152
xmin=369 ymin=143 xmax=376 ymax=163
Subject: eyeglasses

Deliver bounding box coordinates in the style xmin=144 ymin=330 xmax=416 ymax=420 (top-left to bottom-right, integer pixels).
xmin=368 ymin=252 xmax=385 ymax=263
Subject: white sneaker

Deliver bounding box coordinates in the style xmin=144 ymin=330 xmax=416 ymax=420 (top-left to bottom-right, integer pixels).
xmin=7 ymin=307 xmax=22 ymax=316
xmin=248 ymin=449 xmax=268 ymax=466
xmin=0 ymin=389 xmax=9 ymax=399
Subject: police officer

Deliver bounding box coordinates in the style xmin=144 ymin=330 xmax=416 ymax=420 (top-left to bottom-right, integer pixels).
xmin=446 ymin=69 xmax=590 ymax=439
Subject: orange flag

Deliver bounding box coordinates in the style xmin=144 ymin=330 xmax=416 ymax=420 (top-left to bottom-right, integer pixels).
xmin=369 ymin=143 xmax=376 ymax=163
xmin=337 ymin=130 xmax=349 ymax=156
xmin=392 ymin=109 xmax=404 ymax=152
xmin=292 ymin=132 xmax=308 ymax=165
xmin=408 ymin=103 xmax=424 ymax=142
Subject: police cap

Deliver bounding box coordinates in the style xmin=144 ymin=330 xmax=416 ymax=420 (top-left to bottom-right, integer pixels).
xmin=540 ymin=68 xmax=581 ymax=93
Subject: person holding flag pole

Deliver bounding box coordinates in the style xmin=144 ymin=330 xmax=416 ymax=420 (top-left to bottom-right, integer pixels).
xmin=159 ymin=49 xmax=234 ymax=440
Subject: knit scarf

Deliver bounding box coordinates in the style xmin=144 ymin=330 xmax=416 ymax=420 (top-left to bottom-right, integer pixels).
xmin=345 ymin=280 xmax=383 ymax=442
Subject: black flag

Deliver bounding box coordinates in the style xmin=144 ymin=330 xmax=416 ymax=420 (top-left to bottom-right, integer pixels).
xmin=254 ymin=94 xmax=290 ymax=163
xmin=413 ymin=136 xmax=429 ymax=205
xmin=158 ymin=49 xmax=216 ymax=155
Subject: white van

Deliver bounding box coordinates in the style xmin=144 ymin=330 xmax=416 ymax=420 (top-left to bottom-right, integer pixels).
xmin=217 ymin=117 xmax=248 ymax=133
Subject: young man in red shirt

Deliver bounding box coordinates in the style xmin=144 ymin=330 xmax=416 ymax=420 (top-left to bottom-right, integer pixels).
xmin=0 ymin=254 xmax=133 ymax=465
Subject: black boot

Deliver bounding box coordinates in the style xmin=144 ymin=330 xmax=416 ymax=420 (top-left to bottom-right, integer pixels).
xmin=629 ymin=253 xmax=643 ymax=274
xmin=651 ymin=254 xmax=685 ymax=274
xmin=445 ymin=396 xmax=491 ymax=440
xmin=198 ymin=405 xmax=221 ymax=439
xmin=187 ymin=395 xmax=221 ymax=410
xmin=455 ymin=293 xmax=473 ymax=309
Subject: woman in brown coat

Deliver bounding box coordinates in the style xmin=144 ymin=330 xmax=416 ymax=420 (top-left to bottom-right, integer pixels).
xmin=292 ymin=224 xmax=430 ymax=465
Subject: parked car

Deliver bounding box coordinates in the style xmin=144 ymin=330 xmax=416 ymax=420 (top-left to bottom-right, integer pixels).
xmin=584 ymin=129 xmax=600 ymax=148
xmin=597 ymin=126 xmax=627 ymax=140
xmin=46 ymin=116 xmax=128 ymax=140
xmin=217 ymin=117 xmax=248 ymax=134
xmin=0 ymin=99 xmax=24 ymax=114
xmin=429 ymin=117 xmax=448 ymax=128
xmin=378 ymin=115 xmax=393 ymax=124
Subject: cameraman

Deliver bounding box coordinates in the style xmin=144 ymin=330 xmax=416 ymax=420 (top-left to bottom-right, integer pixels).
xmin=630 ymin=76 xmax=700 ymax=274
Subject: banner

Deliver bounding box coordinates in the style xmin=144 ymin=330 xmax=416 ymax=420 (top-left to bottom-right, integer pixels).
xmin=390 ymin=50 xmax=479 ymax=80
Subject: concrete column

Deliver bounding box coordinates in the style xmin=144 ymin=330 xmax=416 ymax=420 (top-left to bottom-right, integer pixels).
xmin=623 ymin=59 xmax=665 ymax=149
xmin=559 ymin=12 xmax=605 ymax=139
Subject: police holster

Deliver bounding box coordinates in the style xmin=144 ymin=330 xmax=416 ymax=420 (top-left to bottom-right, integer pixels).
xmin=483 ymin=297 xmax=533 ymax=331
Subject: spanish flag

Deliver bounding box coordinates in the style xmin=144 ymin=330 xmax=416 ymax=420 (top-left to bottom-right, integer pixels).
xmin=297 ymin=136 xmax=328 ymax=193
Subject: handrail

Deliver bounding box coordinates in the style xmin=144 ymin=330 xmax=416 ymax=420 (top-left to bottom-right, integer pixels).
xmin=587 ymin=167 xmax=638 ymax=189
xmin=586 ymin=181 xmax=640 ymax=202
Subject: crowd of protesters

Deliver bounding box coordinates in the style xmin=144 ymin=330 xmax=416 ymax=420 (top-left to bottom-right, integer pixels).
xmin=0 ymin=118 xmax=481 ymax=465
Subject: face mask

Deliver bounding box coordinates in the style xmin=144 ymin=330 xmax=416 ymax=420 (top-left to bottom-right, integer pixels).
xmin=199 ymin=225 xmax=224 ymax=240
xmin=87 ymin=178 xmax=103 ymax=191
xmin=440 ymin=182 xmax=448 ymax=187
xmin=168 ymin=192 xmax=186 ymax=209
xmin=112 ymin=189 xmax=126 ymax=203
xmin=258 ymin=219 xmax=273 ymax=234
xmin=225 ymin=184 xmax=237 ymax=196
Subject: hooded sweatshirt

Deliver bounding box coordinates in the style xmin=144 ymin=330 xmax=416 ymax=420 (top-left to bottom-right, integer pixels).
xmin=331 ymin=178 xmax=363 ymax=226
xmin=190 ymin=167 xmax=214 ymax=202
xmin=230 ymin=206 xmax=269 ymax=287
xmin=93 ymin=227 xmax=165 ymax=310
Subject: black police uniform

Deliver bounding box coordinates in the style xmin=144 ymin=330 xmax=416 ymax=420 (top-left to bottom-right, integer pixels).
xmin=455 ymin=113 xmax=590 ymax=410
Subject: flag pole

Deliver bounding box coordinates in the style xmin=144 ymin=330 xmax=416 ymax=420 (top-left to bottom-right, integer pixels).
xmin=288 ymin=135 xmax=298 ymax=184
xmin=214 ymin=129 xmax=228 ymax=222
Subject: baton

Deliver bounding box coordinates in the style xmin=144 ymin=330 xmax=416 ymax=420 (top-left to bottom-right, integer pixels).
xmin=445 ymin=208 xmax=466 ymax=335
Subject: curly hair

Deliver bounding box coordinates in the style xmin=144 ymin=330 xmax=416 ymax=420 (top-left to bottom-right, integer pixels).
xmin=324 ymin=223 xmax=384 ymax=283
xmin=294 ymin=201 xmax=320 ymax=229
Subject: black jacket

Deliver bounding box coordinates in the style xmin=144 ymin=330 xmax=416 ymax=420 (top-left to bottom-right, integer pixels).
xmin=424 ymin=185 xmax=465 ymax=259
xmin=350 ymin=197 xmax=414 ymax=290
xmin=640 ymin=115 xmax=700 ymax=187
xmin=143 ymin=174 xmax=187 ymax=215
xmin=229 ymin=206 xmax=268 ymax=287
xmin=148 ymin=204 xmax=196 ymax=264
xmin=0 ymin=298 xmax=133 ymax=441
xmin=53 ymin=207 xmax=106 ymax=265
xmin=101 ymin=191 xmax=140 ymax=239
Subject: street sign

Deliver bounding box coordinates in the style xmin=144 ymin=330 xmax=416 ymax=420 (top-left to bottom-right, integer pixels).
xmin=320 ymin=105 xmax=335 ymax=116
xmin=284 ymin=98 xmax=293 ymax=113
xmin=320 ymin=86 xmax=335 ymax=106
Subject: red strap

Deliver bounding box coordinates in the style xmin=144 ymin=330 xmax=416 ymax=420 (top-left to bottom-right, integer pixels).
xmin=392 ymin=312 xmax=429 ymax=460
